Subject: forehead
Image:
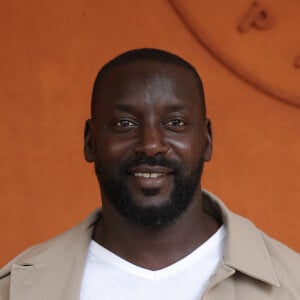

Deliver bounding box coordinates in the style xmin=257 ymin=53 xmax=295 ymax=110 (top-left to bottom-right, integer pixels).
xmin=94 ymin=61 xmax=202 ymax=112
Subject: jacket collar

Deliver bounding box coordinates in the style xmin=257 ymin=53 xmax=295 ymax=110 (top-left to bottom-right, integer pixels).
xmin=1 ymin=190 xmax=280 ymax=289
xmin=0 ymin=211 xmax=101 ymax=300
xmin=203 ymin=190 xmax=280 ymax=287
xmin=0 ymin=210 xmax=100 ymax=279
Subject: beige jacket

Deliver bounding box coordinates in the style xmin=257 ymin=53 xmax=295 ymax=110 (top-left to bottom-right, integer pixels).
xmin=1 ymin=190 xmax=299 ymax=299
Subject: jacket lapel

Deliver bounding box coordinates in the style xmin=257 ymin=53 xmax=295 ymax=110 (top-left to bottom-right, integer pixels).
xmin=8 ymin=210 xmax=99 ymax=300
xmin=203 ymin=190 xmax=280 ymax=287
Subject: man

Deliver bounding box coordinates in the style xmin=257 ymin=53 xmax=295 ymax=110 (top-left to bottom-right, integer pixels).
xmin=0 ymin=48 xmax=299 ymax=299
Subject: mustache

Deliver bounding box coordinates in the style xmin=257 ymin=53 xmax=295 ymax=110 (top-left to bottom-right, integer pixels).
xmin=119 ymin=154 xmax=183 ymax=173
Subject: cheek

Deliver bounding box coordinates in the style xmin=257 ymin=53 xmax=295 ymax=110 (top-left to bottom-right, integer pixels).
xmin=168 ymin=136 xmax=203 ymax=162
xmin=95 ymin=136 xmax=135 ymax=163
xmin=170 ymin=139 xmax=191 ymax=151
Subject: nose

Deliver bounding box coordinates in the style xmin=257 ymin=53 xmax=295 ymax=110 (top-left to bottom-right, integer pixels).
xmin=133 ymin=124 xmax=169 ymax=157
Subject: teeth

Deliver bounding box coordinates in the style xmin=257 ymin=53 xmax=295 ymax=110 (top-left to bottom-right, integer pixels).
xmin=134 ymin=173 xmax=165 ymax=178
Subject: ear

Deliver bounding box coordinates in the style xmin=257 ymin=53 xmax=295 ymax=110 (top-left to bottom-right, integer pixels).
xmin=84 ymin=119 xmax=95 ymax=163
xmin=203 ymin=118 xmax=213 ymax=162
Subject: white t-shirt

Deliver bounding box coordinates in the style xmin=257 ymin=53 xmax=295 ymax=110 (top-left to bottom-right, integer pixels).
xmin=80 ymin=225 xmax=226 ymax=300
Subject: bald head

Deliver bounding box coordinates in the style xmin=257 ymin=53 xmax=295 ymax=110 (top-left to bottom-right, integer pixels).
xmin=91 ymin=48 xmax=206 ymax=119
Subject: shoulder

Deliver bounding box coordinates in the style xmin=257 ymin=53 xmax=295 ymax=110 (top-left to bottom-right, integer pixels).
xmin=0 ymin=209 xmax=100 ymax=298
xmin=234 ymin=212 xmax=300 ymax=296
xmin=203 ymin=189 xmax=300 ymax=295
xmin=261 ymin=230 xmax=300 ymax=281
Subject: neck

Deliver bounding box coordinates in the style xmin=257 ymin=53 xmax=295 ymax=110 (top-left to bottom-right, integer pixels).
xmin=93 ymin=189 xmax=221 ymax=270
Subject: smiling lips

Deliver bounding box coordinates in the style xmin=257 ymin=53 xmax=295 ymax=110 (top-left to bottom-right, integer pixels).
xmin=134 ymin=172 xmax=166 ymax=178
xmin=128 ymin=165 xmax=174 ymax=180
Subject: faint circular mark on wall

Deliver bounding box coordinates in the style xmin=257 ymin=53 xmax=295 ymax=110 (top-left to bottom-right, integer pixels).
xmin=169 ymin=0 xmax=300 ymax=108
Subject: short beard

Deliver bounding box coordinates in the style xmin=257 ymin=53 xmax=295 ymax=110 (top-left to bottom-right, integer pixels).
xmin=95 ymin=155 xmax=204 ymax=228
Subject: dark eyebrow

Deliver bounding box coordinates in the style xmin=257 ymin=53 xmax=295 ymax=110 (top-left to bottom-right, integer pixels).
xmin=114 ymin=103 xmax=188 ymax=113
xmin=114 ymin=104 xmax=134 ymax=112
xmin=164 ymin=104 xmax=187 ymax=112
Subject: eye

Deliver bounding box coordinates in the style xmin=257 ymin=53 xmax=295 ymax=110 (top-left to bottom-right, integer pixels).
xmin=115 ymin=120 xmax=136 ymax=127
xmin=111 ymin=119 xmax=138 ymax=132
xmin=166 ymin=119 xmax=186 ymax=126
xmin=164 ymin=118 xmax=188 ymax=131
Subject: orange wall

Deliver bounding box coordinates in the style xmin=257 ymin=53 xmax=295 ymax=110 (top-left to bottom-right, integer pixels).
xmin=1 ymin=0 xmax=299 ymax=266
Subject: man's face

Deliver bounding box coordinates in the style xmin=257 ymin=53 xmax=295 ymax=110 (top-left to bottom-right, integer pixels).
xmin=86 ymin=61 xmax=212 ymax=227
